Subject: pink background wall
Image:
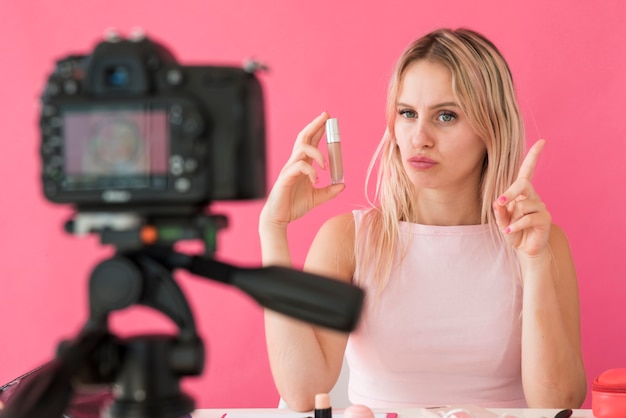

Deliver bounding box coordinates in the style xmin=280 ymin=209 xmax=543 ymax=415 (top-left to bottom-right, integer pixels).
xmin=1 ymin=0 xmax=624 ymax=409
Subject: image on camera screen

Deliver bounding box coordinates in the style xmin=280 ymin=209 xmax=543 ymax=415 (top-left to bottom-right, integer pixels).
xmin=62 ymin=108 xmax=169 ymax=189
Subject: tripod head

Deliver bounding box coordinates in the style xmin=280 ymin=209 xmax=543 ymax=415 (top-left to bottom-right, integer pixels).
xmin=0 ymin=212 xmax=365 ymax=418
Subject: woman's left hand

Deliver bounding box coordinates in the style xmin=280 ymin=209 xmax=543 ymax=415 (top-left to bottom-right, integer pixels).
xmin=493 ymin=139 xmax=552 ymax=257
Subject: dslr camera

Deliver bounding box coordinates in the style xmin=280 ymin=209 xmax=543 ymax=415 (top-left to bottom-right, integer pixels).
xmin=40 ymin=31 xmax=267 ymax=215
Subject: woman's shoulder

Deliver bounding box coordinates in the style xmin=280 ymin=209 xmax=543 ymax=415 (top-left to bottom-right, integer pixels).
xmin=306 ymin=212 xmax=358 ymax=282
xmin=320 ymin=208 xmax=376 ymax=233
xmin=318 ymin=211 xmax=357 ymax=239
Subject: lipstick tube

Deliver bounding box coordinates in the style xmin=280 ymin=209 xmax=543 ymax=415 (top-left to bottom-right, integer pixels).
xmin=314 ymin=393 xmax=332 ymax=418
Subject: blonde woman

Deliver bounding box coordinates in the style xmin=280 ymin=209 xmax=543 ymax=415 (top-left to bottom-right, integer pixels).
xmin=260 ymin=28 xmax=586 ymax=411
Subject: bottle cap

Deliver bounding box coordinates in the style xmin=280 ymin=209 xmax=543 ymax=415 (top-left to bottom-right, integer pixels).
xmin=325 ymin=118 xmax=341 ymax=143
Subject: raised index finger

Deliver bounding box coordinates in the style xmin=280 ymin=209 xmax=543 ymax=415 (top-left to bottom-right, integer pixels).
xmin=518 ymin=139 xmax=546 ymax=181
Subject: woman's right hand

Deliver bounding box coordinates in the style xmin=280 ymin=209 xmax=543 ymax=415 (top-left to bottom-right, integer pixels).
xmin=260 ymin=111 xmax=345 ymax=229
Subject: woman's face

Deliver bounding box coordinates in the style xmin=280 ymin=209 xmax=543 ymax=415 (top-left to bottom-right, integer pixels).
xmin=394 ymin=60 xmax=486 ymax=194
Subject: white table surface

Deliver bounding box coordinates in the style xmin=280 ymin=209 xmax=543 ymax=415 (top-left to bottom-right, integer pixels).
xmin=191 ymin=408 xmax=595 ymax=418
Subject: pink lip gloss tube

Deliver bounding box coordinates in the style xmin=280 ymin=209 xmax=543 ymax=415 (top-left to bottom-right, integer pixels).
xmin=325 ymin=118 xmax=344 ymax=184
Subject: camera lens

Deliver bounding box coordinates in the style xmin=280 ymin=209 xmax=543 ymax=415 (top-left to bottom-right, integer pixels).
xmin=105 ymin=65 xmax=130 ymax=87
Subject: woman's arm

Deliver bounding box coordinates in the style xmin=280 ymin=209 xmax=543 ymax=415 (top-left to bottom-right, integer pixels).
xmin=493 ymin=141 xmax=586 ymax=407
xmin=259 ymin=112 xmax=351 ymax=411
xmin=262 ymin=213 xmax=356 ymax=411
xmin=519 ymin=224 xmax=587 ymax=408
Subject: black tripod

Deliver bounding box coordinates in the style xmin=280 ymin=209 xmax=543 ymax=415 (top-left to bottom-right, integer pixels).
xmin=0 ymin=213 xmax=364 ymax=418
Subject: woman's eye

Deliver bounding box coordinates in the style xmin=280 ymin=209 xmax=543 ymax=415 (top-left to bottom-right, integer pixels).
xmin=437 ymin=112 xmax=457 ymax=123
xmin=399 ymin=109 xmax=417 ymax=119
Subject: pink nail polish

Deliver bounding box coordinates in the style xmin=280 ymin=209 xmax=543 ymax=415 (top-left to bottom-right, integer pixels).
xmin=498 ymin=196 xmax=507 ymax=204
xmin=504 ymin=227 xmax=511 ymax=234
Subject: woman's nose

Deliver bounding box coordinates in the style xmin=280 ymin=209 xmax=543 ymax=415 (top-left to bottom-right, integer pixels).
xmin=411 ymin=121 xmax=434 ymax=148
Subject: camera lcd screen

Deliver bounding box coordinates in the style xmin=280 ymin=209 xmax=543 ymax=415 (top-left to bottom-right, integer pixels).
xmin=62 ymin=107 xmax=169 ymax=190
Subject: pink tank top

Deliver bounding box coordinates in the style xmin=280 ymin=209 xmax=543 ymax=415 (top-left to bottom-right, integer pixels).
xmin=346 ymin=210 xmax=526 ymax=408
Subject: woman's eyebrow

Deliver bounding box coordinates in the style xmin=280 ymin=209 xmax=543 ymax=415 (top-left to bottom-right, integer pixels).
xmin=396 ymin=101 xmax=460 ymax=109
xmin=429 ymin=101 xmax=459 ymax=109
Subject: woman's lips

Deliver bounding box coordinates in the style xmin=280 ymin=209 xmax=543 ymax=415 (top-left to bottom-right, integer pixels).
xmin=408 ymin=156 xmax=437 ymax=169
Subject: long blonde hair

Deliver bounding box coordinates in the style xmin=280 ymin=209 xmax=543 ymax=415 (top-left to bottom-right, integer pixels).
xmin=355 ymin=28 xmax=524 ymax=292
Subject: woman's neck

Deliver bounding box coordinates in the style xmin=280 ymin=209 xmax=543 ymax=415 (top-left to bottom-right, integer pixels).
xmin=413 ymin=188 xmax=483 ymax=226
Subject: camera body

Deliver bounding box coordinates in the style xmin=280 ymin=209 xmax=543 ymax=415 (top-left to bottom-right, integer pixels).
xmin=40 ymin=33 xmax=266 ymax=214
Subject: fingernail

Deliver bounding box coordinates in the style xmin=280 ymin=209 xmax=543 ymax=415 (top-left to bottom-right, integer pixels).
xmin=498 ymin=196 xmax=507 ymax=204
xmin=504 ymin=227 xmax=511 ymax=234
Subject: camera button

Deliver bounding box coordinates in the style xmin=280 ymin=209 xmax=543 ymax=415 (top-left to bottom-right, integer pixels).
xmin=42 ymin=105 xmax=57 ymax=117
xmin=184 ymin=158 xmax=198 ymax=173
xmin=170 ymin=155 xmax=184 ymax=176
xmin=48 ymin=135 xmax=62 ymax=146
xmin=58 ymin=62 xmax=74 ymax=78
xmin=49 ymin=117 xmax=63 ymax=128
xmin=45 ymin=82 xmax=61 ymax=96
xmin=166 ymin=68 xmax=184 ymax=86
xmin=174 ymin=178 xmax=191 ymax=192
xmin=169 ymin=105 xmax=183 ymax=125
xmin=170 ymin=114 xmax=183 ymax=125
xmin=183 ymin=116 xmax=201 ymax=135
xmin=170 ymin=113 xmax=183 ymax=125
xmin=41 ymin=143 xmax=55 ymax=155
xmin=45 ymin=163 xmax=61 ymax=176
xmin=63 ymin=80 xmax=79 ymax=95
xmin=41 ymin=124 xmax=53 ymax=136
